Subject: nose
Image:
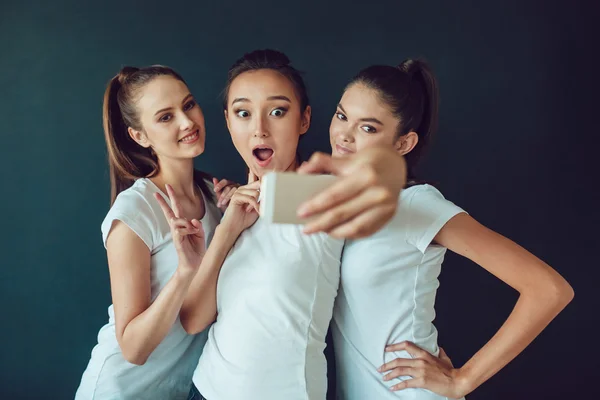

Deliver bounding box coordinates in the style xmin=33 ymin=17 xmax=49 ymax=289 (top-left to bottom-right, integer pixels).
xmin=179 ymin=112 xmax=195 ymax=132
xmin=253 ymin=114 xmax=269 ymax=138
xmin=337 ymin=127 xmax=354 ymax=143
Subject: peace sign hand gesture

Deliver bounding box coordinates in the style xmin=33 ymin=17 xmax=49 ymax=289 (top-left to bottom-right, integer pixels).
xmin=155 ymin=184 xmax=206 ymax=274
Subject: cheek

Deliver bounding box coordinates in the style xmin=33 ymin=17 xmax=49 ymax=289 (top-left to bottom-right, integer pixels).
xmin=229 ymin=125 xmax=251 ymax=157
xmin=358 ymin=132 xmax=395 ymax=151
xmin=329 ymin=118 xmax=347 ymax=138
xmin=190 ymin=108 xmax=205 ymax=126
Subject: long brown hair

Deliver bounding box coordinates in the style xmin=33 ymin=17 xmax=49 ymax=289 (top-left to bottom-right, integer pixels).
xmin=102 ymin=65 xmax=212 ymax=204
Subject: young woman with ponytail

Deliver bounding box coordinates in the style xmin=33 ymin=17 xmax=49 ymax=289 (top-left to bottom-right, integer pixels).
xmin=75 ymin=66 xmax=225 ymax=400
xmin=307 ymin=60 xmax=574 ymax=399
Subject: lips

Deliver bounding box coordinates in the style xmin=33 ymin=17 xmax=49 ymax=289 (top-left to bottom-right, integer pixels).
xmin=335 ymin=144 xmax=355 ymax=155
xmin=252 ymin=144 xmax=274 ymax=167
xmin=179 ymin=130 xmax=199 ymax=144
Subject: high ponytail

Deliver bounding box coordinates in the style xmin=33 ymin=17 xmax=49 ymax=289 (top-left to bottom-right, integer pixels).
xmin=347 ymin=58 xmax=440 ymax=180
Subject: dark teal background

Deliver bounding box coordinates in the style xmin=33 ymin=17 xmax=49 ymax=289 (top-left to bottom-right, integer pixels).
xmin=1 ymin=0 xmax=596 ymax=399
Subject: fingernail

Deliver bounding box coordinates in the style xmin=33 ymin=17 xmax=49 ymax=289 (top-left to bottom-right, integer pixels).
xmin=385 ymin=346 xmax=391 ymax=351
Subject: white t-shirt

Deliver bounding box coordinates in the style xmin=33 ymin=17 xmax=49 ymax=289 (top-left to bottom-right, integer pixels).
xmin=75 ymin=178 xmax=221 ymax=400
xmin=332 ymin=184 xmax=466 ymax=400
xmin=193 ymin=217 xmax=344 ymax=400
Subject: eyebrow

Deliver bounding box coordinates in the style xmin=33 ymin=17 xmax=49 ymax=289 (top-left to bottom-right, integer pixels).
xmin=154 ymin=93 xmax=194 ymax=116
xmin=231 ymin=95 xmax=292 ymax=106
xmin=337 ymin=103 xmax=384 ymax=125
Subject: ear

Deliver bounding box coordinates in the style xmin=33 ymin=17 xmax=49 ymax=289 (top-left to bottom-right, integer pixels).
xmin=127 ymin=127 xmax=150 ymax=148
xmin=300 ymin=106 xmax=312 ymax=136
xmin=224 ymin=109 xmax=231 ymax=131
xmin=394 ymin=131 xmax=419 ymax=156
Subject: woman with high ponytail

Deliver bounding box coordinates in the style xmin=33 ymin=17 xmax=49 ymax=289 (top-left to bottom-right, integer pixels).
xmin=328 ymin=59 xmax=573 ymax=399
xmin=76 ymin=65 xmax=226 ymax=400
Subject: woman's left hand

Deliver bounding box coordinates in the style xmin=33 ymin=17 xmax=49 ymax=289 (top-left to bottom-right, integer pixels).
xmin=379 ymin=341 xmax=470 ymax=399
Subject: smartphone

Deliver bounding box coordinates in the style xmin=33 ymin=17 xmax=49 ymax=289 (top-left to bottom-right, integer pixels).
xmin=259 ymin=172 xmax=338 ymax=225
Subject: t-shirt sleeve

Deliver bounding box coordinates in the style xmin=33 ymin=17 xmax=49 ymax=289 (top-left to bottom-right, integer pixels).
xmin=405 ymin=185 xmax=466 ymax=253
xmin=101 ymin=190 xmax=158 ymax=251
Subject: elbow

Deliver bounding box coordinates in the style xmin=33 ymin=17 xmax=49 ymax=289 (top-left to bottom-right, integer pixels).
xmin=529 ymin=274 xmax=575 ymax=311
xmin=556 ymin=279 xmax=575 ymax=307
xmin=118 ymin=339 xmax=150 ymax=366
xmin=121 ymin=348 xmax=150 ymax=366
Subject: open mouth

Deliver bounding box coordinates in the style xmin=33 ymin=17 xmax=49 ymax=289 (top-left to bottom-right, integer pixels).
xmin=252 ymin=145 xmax=274 ymax=167
xmin=179 ymin=130 xmax=199 ymax=144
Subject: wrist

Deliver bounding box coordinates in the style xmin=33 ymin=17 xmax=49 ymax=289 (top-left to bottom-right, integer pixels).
xmin=173 ymin=266 xmax=196 ymax=282
xmin=453 ymin=367 xmax=476 ymax=398
xmin=216 ymin=222 xmax=242 ymax=241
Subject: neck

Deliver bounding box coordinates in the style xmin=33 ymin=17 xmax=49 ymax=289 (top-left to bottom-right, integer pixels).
xmin=151 ymin=157 xmax=197 ymax=199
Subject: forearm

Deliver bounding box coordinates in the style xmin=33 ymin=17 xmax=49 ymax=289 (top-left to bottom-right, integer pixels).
xmin=457 ymin=279 xmax=573 ymax=395
xmin=180 ymin=224 xmax=240 ymax=334
xmin=119 ymin=268 xmax=194 ymax=365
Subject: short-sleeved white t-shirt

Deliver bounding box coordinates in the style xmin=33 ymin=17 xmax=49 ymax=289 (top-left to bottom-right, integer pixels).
xmin=75 ymin=178 xmax=221 ymax=400
xmin=332 ymin=184 xmax=466 ymax=400
xmin=193 ymin=217 xmax=344 ymax=400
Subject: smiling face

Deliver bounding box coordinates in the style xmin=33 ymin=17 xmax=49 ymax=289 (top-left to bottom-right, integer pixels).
xmin=128 ymin=75 xmax=206 ymax=161
xmin=224 ymin=69 xmax=311 ymax=178
xmin=329 ymin=82 xmax=402 ymax=158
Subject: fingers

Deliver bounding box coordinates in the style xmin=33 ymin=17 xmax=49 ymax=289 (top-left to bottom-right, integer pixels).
xmin=438 ymin=347 xmax=454 ymax=367
xmin=302 ymin=186 xmax=392 ymax=235
xmin=385 ymin=341 xmax=431 ymax=360
xmin=378 ymin=358 xmax=424 ymax=373
xmin=297 ymin=176 xmax=360 ymax=219
xmin=231 ymin=192 xmax=260 ymax=214
xmin=214 ymin=178 xmax=238 ymax=193
xmin=165 ymin=184 xmax=182 ymax=218
xmin=390 ymin=377 xmax=426 ymax=391
xmin=154 ymin=192 xmax=176 ymax=221
xmin=217 ymin=186 xmax=237 ymax=208
xmin=297 ymin=152 xmax=342 ymax=175
xmin=248 ymin=170 xmax=258 ymax=184
xmin=328 ymin=203 xmax=395 ymax=239
xmin=212 ymin=177 xmax=219 ymax=188
xmin=297 ymin=167 xmax=381 ymax=219
xmin=190 ymin=219 xmax=205 ymax=239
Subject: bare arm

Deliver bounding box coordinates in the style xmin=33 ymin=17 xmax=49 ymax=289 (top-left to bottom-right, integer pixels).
xmin=179 ymin=225 xmax=239 ymax=334
xmin=180 ymin=175 xmax=261 ymax=334
xmin=382 ymin=213 xmax=574 ymax=397
xmin=106 ymin=222 xmax=196 ymax=365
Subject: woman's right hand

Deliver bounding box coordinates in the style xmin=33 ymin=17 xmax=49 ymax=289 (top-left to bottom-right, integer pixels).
xmin=155 ymin=184 xmax=206 ymax=275
xmin=220 ymin=171 xmax=261 ymax=236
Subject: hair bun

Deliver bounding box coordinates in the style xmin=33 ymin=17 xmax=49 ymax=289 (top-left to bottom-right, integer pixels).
xmin=117 ymin=66 xmax=140 ymax=84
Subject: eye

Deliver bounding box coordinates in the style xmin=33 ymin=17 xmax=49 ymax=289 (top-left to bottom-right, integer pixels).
xmin=236 ymin=110 xmax=250 ymax=118
xmin=270 ymin=107 xmax=287 ymax=117
xmin=183 ymin=100 xmax=196 ymax=111
xmin=335 ymin=112 xmax=347 ymax=121
xmin=159 ymin=113 xmax=172 ymax=123
xmin=361 ymin=125 xmax=377 ymax=134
